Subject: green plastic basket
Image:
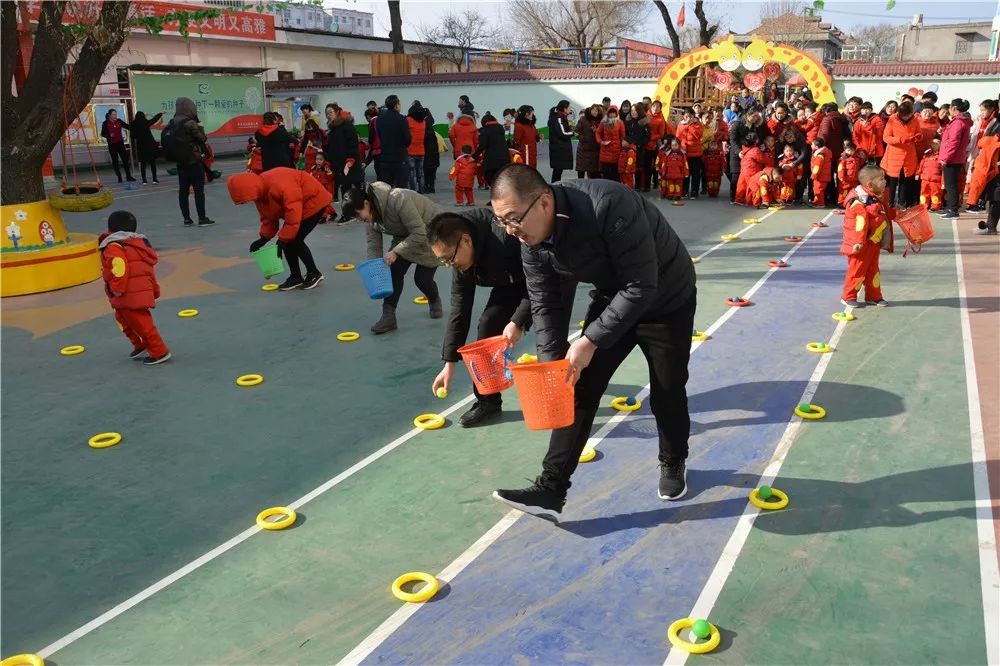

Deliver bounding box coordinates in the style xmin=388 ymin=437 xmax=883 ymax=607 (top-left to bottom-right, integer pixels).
xmin=252 ymin=244 xmax=284 ymax=279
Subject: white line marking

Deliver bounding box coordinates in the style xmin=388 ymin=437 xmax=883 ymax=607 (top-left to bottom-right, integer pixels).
xmin=952 ymin=220 xmax=1000 ymax=666
xmin=340 ymin=209 xmax=834 ymax=663
xmin=693 ymin=207 xmax=779 ymax=261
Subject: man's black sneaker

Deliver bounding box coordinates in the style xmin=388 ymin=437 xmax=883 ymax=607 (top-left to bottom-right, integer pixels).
xmin=143 ymin=352 xmax=172 ymax=366
xmin=129 ymin=348 xmax=146 ymax=360
xmin=198 ymin=218 xmax=216 ymax=226
xmin=459 ymin=400 xmax=502 ymax=427
xmin=278 ymin=277 xmax=304 ymax=291
xmin=183 ymin=219 xmax=194 ymax=226
xmin=658 ymin=461 xmax=687 ymax=500
xmin=938 ymin=211 xmax=959 ymax=219
xmin=493 ymin=478 xmax=565 ymax=519
xmin=301 ymin=273 xmax=325 ymax=290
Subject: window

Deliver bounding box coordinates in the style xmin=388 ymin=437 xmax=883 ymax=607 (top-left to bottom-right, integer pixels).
xmin=313 ymin=71 xmax=337 ymax=78
xmin=955 ymin=32 xmax=975 ymax=56
xmin=277 ymin=71 xmax=294 ymax=81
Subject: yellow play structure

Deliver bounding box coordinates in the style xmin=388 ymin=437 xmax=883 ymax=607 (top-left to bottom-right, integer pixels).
xmin=655 ymin=36 xmax=836 ymax=116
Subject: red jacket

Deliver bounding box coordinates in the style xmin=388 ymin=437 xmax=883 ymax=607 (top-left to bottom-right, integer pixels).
xmin=702 ymin=149 xmax=726 ymax=179
xmin=805 ymin=112 xmax=823 ymax=143
xmin=837 ymin=154 xmax=864 ymax=188
xmin=939 ymin=112 xmax=973 ymax=165
xmin=852 ymin=115 xmax=884 ymax=159
xmin=596 ymin=120 xmax=625 ymax=163
xmin=881 ymin=114 xmax=922 ymax=177
xmin=916 ymin=116 xmax=940 ymax=156
xmin=741 ymin=146 xmax=773 ymax=177
xmin=449 ymin=115 xmax=478 ymax=158
xmin=818 ymin=112 xmax=846 ymax=161
xmin=917 ymin=152 xmax=943 ymax=183
xmin=99 ymin=232 xmax=161 ymax=310
xmin=779 ymin=153 xmax=802 ymax=185
xmin=227 ymin=168 xmax=333 ymax=242
xmin=646 ymin=113 xmax=667 ymax=151
xmin=406 ymin=117 xmax=426 ymax=157
xmin=656 ymin=148 xmax=688 ymax=180
xmin=767 ymin=117 xmax=791 ymax=139
xmin=618 ymin=145 xmax=637 ymax=174
xmin=842 ymin=185 xmax=895 ymax=255
xmin=310 ymin=163 xmax=335 ymax=193
xmin=811 ymin=146 xmax=832 ymax=182
xmin=449 ymin=154 xmax=478 ymax=188
xmin=513 ymin=120 xmax=540 ymax=167
xmin=676 ymin=121 xmax=704 ymax=157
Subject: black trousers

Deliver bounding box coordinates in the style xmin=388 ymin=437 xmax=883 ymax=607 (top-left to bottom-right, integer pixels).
xmin=551 ymin=168 xmax=564 ymax=183
xmin=685 ymin=157 xmax=704 ymax=197
xmin=139 ymin=158 xmax=157 ymax=183
xmin=385 ymin=256 xmax=439 ymax=308
xmin=886 ymin=169 xmax=918 ymax=209
xmin=600 ymin=162 xmax=619 ymax=181
xmin=541 ymin=291 xmax=696 ymax=492
xmin=381 ymin=159 xmax=408 ymax=188
xmin=485 ymin=167 xmax=501 ymax=187
xmin=729 ymin=166 xmax=740 ymax=202
xmin=108 ymin=142 xmax=132 ymax=181
xmin=984 ymin=176 xmax=1000 ymax=232
xmin=470 ymin=286 xmax=526 ymax=406
xmin=283 ymin=212 xmax=321 ymax=280
xmin=943 ymin=163 xmax=963 ymax=214
xmin=177 ymin=162 xmax=206 ymax=221
xmin=639 ymin=149 xmax=656 ymax=190
xmin=424 ymin=165 xmax=438 ymax=192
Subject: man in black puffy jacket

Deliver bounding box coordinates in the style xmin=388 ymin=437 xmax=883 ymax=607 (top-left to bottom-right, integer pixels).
xmin=489 ymin=164 xmax=696 ymax=518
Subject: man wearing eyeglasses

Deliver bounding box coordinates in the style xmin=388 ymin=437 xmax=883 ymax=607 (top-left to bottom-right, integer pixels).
xmin=490 ymin=164 xmax=696 ymax=519
xmin=427 ymin=209 xmax=576 ymax=428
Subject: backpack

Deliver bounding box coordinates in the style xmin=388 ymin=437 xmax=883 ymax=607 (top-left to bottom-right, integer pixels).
xmin=160 ymin=119 xmax=195 ymax=165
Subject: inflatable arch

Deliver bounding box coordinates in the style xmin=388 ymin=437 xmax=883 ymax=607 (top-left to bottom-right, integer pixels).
xmin=654 ymin=36 xmax=836 ymax=116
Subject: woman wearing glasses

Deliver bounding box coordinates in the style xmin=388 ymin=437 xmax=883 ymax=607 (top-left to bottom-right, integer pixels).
xmin=342 ymin=183 xmax=443 ymax=334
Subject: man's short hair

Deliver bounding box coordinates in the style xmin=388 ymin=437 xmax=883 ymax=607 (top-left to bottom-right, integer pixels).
xmin=858 ymin=165 xmax=884 ymax=185
xmin=847 ymin=96 xmax=863 ymax=105
xmin=385 ymin=94 xmax=399 ymax=109
xmin=922 ymin=91 xmax=938 ymax=104
xmin=492 ymin=164 xmax=549 ymax=202
xmin=262 ymin=111 xmax=277 ymax=124
xmin=427 ymin=212 xmax=473 ymax=246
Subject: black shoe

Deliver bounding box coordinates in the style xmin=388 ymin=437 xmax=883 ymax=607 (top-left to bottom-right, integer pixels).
xmin=183 ymin=219 xmax=194 ymax=226
xmin=493 ymin=477 xmax=565 ymax=519
xmin=937 ymin=210 xmax=959 ymax=219
xmin=458 ymin=400 xmax=502 ymax=427
xmin=658 ymin=461 xmax=687 ymax=500
xmin=126 ymin=176 xmax=136 ymax=182
xmin=129 ymin=348 xmax=146 ymax=360
xmin=301 ymin=272 xmax=325 ymax=290
xmin=278 ymin=276 xmax=304 ymax=291
xmin=428 ymin=298 xmax=443 ymax=319
xmin=967 ymin=204 xmax=984 ymax=212
xmin=152 ymin=179 xmax=160 ymax=184
xmin=143 ymin=352 xmax=172 ymax=366
xmin=198 ymin=218 xmax=216 ymax=226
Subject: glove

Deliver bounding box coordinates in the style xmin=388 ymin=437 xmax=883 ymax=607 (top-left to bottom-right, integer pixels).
xmin=249 ymin=237 xmax=268 ymax=253
xmin=276 ymin=239 xmax=285 ymax=259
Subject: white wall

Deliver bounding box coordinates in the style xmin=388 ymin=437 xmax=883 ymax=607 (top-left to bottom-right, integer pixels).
xmin=833 ymin=76 xmax=1000 ymax=108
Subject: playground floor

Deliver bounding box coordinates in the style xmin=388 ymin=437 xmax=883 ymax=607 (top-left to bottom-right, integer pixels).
xmin=2 ymin=156 xmax=998 ymax=665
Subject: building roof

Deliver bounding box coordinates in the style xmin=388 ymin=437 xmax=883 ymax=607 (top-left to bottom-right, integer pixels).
xmin=125 ymin=64 xmax=269 ymax=75
xmin=266 ymin=67 xmax=662 ymax=92
xmin=832 ymin=60 xmax=1000 ymax=77
xmin=741 ymin=12 xmax=846 ymax=44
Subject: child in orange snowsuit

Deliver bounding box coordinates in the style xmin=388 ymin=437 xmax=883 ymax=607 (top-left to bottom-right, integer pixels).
xmin=810 ymin=137 xmax=832 ymax=207
xmin=246 ymin=137 xmax=263 ymax=174
xmin=836 ymin=141 xmax=865 ymax=208
xmin=702 ymin=140 xmax=726 ymax=198
xmin=841 ymin=166 xmax=894 ymax=307
xmin=778 ymin=145 xmax=802 ymax=204
xmin=99 ymin=210 xmax=170 ymax=365
xmin=619 ymin=143 xmax=637 ymax=189
xmin=656 ymin=138 xmax=688 ymax=200
xmin=737 ymin=138 xmax=773 ymax=205
xmin=916 ymin=138 xmax=944 ymax=211
xmin=449 ymin=145 xmax=478 ymax=205
xmin=748 ymin=166 xmax=781 ymax=208
xmin=310 ymin=152 xmax=337 ymax=222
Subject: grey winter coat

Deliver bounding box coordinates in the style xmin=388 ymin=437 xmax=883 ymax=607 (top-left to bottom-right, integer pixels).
xmin=364 ymin=181 xmax=440 ymax=267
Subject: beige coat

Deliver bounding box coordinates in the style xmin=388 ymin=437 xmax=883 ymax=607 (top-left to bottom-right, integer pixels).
xmin=364 ymin=182 xmax=441 ymax=268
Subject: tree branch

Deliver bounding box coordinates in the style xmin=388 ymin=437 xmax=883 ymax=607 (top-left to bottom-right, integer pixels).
xmin=652 ymin=0 xmax=682 ymax=58
xmin=1 ymin=2 xmax=20 ymax=135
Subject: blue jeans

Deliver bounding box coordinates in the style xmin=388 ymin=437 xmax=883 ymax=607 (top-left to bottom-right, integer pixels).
xmin=408 ymin=156 xmax=425 ymax=193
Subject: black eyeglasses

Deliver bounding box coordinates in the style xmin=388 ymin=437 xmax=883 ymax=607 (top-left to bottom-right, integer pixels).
xmin=439 ymin=242 xmax=461 ymax=267
xmin=493 ymin=192 xmax=543 ymax=230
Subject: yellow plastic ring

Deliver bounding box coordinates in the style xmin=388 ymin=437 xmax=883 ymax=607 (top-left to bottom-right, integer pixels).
xmin=794 ymin=404 xmax=827 ymax=420
xmin=60 ymin=345 xmax=85 ymax=356
xmin=832 ymin=311 xmax=855 ymax=322
xmin=0 ymin=655 xmax=45 ymax=666
xmin=743 ymin=217 xmax=759 ymax=224
xmin=610 ymin=396 xmax=641 ymax=412
xmin=256 ymin=506 xmax=297 ymax=530
xmin=691 ymin=257 xmax=700 ymax=264
xmin=177 ymin=309 xmax=199 ymax=318
xmin=806 ymin=342 xmax=832 ymax=353
xmin=578 ymin=320 xmax=585 ymax=329
xmin=691 ymin=331 xmax=709 ymax=342
xmin=236 ymin=374 xmax=264 ymax=387
xmin=414 ymin=295 xmax=429 ymax=304
xmin=769 ymin=205 xmax=782 ymax=211
xmin=88 ymin=432 xmax=122 ymax=449
xmin=516 ymin=353 xmax=538 ymax=363
xmin=337 ymin=331 xmax=360 ymax=342
xmin=391 ymin=571 xmax=440 ymax=603
xmin=749 ymin=487 xmax=789 ymax=510
xmin=667 ymin=617 xmax=721 ymax=655
xmin=414 ymin=413 xmax=445 ymax=430
xmin=579 ymin=447 xmax=597 ymax=463
xmin=261 ymin=284 xmax=279 ymax=291
xmin=335 ymin=263 xmax=355 ymax=271
xmin=720 ymin=233 xmax=739 ymax=241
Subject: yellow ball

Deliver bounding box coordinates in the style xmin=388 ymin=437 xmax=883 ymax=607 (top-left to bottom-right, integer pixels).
xmin=436 ymin=388 xmax=447 ymax=399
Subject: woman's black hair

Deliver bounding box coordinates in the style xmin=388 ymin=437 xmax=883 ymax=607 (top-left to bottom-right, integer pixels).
xmin=427 ymin=212 xmax=474 ymax=247
xmin=134 ymin=111 xmax=147 ymax=121
xmin=950 ymin=98 xmax=970 ymax=113
xmin=105 ymin=109 xmax=117 ymax=120
xmin=981 ymin=99 xmax=999 ymax=113
xmin=342 ymin=185 xmax=375 ymax=222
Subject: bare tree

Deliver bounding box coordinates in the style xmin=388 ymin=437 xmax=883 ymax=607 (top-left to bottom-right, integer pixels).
xmin=693 ymin=1 xmax=725 ymax=47
xmin=849 ymin=22 xmax=900 ymax=62
xmin=417 ymin=10 xmax=501 ymax=69
xmin=508 ymin=0 xmax=649 ymax=63
xmin=652 ymin=0 xmax=682 ymax=58
xmin=759 ymin=0 xmax=807 ymax=19
xmin=387 ymin=0 xmax=403 ymax=54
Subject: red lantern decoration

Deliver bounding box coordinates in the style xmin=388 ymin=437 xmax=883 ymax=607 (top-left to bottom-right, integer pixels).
xmin=763 ymin=61 xmax=782 ymax=82
xmin=743 ymin=71 xmax=766 ymax=92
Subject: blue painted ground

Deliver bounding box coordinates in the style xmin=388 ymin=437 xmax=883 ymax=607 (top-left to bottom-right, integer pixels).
xmin=364 ymin=227 xmax=901 ymax=664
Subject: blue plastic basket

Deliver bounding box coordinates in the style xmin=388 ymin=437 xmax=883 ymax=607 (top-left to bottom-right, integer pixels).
xmin=357 ymin=258 xmax=394 ymax=300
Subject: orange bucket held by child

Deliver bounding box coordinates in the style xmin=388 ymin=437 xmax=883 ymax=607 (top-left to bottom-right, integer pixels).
xmin=510 ymin=359 xmax=575 ymax=430
xmin=894 ymin=204 xmax=935 ymax=256
xmin=457 ymin=335 xmax=514 ymax=394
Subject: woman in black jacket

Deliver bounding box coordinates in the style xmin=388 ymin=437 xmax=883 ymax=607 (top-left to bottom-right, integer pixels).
xmin=423 ymin=108 xmax=440 ymax=193
xmin=324 ymin=103 xmax=361 ymax=198
xmin=130 ymin=111 xmax=163 ymax=184
xmin=547 ymin=100 xmax=574 ymax=182
xmin=624 ymin=102 xmax=650 ymax=183
xmin=476 ymin=113 xmax=510 ymax=186
xmin=254 ymin=112 xmax=294 ymax=171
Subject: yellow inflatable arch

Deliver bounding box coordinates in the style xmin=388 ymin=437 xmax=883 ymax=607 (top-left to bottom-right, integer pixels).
xmin=655 ymin=36 xmax=837 ymax=116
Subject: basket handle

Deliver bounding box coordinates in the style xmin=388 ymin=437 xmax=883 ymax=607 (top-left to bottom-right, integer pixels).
xmin=469 ymin=359 xmax=483 ymax=385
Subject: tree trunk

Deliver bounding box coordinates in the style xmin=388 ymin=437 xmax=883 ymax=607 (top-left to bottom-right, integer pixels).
xmin=652 ymin=0 xmax=682 ymax=59
xmin=387 ymin=0 xmax=404 ymax=54
xmin=694 ymin=1 xmax=720 ymax=47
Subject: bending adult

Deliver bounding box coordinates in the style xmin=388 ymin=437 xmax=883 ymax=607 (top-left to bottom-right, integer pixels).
xmin=131 ymin=111 xmax=163 ymax=185
xmin=100 ymin=109 xmax=135 ymax=183
xmin=323 ymin=103 xmax=359 ymax=199
xmin=165 ymin=97 xmax=214 ymax=226
xmin=342 ymin=183 xmax=442 ymax=334
xmin=574 ymin=104 xmax=602 ymax=180
xmin=254 ymin=112 xmax=294 ymax=171
xmin=939 ymin=98 xmax=974 ymax=219
xmin=227 ymin=167 xmax=330 ymax=291
xmin=476 ymin=112 xmax=510 ymax=186
xmin=513 ymin=105 xmax=540 ymax=168
xmin=548 ymin=100 xmax=574 ymax=183
xmin=375 ymin=94 xmax=411 ymax=188
xmin=881 ymin=100 xmax=922 ymax=208
xmin=489 ymin=165 xmax=696 ymax=518
xmin=728 ymin=109 xmax=766 ymax=202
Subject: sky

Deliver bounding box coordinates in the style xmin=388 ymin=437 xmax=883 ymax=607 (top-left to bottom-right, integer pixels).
xmin=325 ymin=0 xmax=998 ymax=44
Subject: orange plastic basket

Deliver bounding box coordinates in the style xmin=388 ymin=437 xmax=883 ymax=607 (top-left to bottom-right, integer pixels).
xmin=895 ymin=205 xmax=935 ymax=245
xmin=457 ymin=335 xmax=514 ymax=395
xmin=510 ymin=359 xmax=575 ymax=430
